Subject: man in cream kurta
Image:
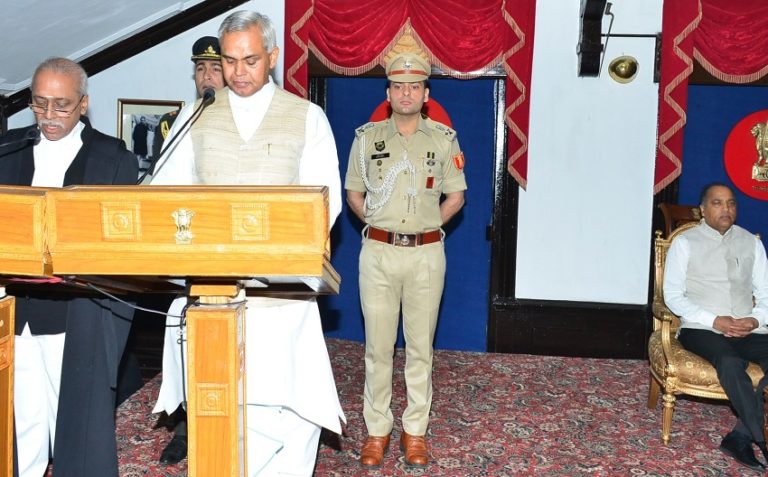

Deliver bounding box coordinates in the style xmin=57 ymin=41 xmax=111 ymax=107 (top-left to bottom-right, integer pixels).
xmin=664 ymin=183 xmax=768 ymax=470
xmin=151 ymin=10 xmax=344 ymax=476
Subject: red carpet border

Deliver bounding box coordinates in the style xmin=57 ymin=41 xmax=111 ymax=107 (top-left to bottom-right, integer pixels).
xmin=117 ymin=339 xmax=758 ymax=476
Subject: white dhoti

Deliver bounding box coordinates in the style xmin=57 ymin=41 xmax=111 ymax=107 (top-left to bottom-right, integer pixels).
xmin=14 ymin=326 xmax=65 ymax=477
xmin=153 ymin=296 xmax=188 ymax=415
xmin=154 ymin=294 xmax=345 ymax=475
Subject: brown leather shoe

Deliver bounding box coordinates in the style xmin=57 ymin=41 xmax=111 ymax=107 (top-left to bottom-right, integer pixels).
xmin=360 ymin=434 xmax=390 ymax=467
xmin=400 ymin=432 xmax=429 ymax=467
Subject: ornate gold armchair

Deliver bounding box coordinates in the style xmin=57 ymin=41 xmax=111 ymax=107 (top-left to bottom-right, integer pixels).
xmin=647 ymin=222 xmax=764 ymax=444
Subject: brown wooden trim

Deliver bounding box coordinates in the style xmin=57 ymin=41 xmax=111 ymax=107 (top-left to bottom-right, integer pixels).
xmin=0 ymin=102 xmax=6 ymax=134
xmin=489 ymin=299 xmax=651 ymax=359
xmin=0 ymin=0 xmax=250 ymax=120
xmin=81 ymin=0 xmax=250 ymax=76
xmin=486 ymin=77 xmax=522 ymax=352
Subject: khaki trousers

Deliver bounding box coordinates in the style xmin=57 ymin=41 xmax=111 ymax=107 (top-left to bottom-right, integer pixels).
xmin=359 ymin=238 xmax=446 ymax=436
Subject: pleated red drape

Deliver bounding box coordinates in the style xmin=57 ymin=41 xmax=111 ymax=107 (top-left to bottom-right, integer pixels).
xmin=285 ymin=0 xmax=537 ymax=188
xmin=656 ymin=0 xmax=768 ymax=193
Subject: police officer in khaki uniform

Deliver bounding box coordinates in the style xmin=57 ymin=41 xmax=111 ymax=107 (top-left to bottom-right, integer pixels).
xmin=151 ymin=36 xmax=224 ymax=163
xmin=345 ymin=52 xmax=467 ymax=468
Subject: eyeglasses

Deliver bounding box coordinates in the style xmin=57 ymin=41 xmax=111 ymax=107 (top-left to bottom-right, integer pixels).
xmin=28 ymin=95 xmax=85 ymax=118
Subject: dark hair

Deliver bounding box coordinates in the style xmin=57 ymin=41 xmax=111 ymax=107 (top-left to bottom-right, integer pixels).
xmin=699 ymin=182 xmax=734 ymax=205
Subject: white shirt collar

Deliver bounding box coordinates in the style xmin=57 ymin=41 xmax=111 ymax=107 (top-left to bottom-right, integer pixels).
xmin=38 ymin=120 xmax=84 ymax=146
xmin=227 ymin=77 xmax=276 ymax=141
xmin=228 ymin=77 xmax=276 ymax=110
xmin=32 ymin=121 xmax=85 ymax=187
xmin=700 ymin=219 xmax=734 ymax=239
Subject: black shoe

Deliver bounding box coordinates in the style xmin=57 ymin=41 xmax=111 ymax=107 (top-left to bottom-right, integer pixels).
xmin=159 ymin=433 xmax=188 ymax=464
xmin=720 ymin=432 xmax=765 ymax=471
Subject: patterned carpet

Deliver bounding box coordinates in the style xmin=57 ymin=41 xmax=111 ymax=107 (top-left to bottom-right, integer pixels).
xmin=117 ymin=338 xmax=761 ymax=476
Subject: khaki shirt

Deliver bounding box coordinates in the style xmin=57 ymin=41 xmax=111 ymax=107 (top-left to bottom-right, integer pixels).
xmin=345 ymin=116 xmax=467 ymax=232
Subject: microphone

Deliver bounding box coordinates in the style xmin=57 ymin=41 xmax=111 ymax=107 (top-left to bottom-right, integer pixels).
xmin=0 ymin=127 xmax=41 ymax=156
xmin=136 ymin=90 xmax=216 ymax=184
xmin=202 ymin=88 xmax=216 ymax=105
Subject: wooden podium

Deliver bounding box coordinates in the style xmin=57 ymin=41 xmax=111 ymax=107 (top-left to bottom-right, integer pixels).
xmin=0 ymin=185 xmax=340 ymax=477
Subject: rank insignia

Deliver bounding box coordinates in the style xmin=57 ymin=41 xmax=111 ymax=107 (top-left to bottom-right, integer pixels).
xmin=355 ymin=122 xmax=375 ymax=136
xmin=453 ymin=151 xmax=465 ymax=170
xmin=375 ymin=141 xmax=385 ymax=151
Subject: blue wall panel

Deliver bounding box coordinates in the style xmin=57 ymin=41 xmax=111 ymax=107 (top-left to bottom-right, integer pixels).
xmin=681 ymin=85 xmax=768 ymax=242
xmin=320 ymin=77 xmax=496 ymax=352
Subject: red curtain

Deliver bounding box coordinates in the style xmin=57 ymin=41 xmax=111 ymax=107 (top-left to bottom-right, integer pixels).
xmin=285 ymin=0 xmax=537 ymax=189
xmin=656 ymin=0 xmax=768 ymax=193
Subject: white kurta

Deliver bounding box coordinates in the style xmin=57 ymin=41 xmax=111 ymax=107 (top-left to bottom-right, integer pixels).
xmin=663 ymin=222 xmax=768 ymax=332
xmin=151 ymin=79 xmax=345 ymax=436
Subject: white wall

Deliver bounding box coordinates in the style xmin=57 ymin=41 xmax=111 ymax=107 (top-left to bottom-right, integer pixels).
xmin=515 ymin=0 xmax=662 ymax=304
xmin=8 ymin=0 xmax=285 ymax=136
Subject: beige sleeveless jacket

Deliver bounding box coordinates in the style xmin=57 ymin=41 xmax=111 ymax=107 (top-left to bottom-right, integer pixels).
xmin=191 ymin=87 xmax=308 ymax=184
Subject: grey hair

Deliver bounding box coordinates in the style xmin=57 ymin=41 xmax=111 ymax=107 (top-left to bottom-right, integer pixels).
xmin=32 ymin=57 xmax=88 ymax=96
xmin=218 ymin=10 xmax=277 ymax=52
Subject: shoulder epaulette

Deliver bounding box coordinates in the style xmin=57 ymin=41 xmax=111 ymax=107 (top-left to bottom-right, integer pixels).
xmin=355 ymin=121 xmax=378 ymax=137
xmin=428 ymin=120 xmax=457 ymax=141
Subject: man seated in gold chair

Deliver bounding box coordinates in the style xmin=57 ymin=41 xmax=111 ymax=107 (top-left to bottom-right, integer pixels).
xmin=663 ymin=182 xmax=768 ymax=470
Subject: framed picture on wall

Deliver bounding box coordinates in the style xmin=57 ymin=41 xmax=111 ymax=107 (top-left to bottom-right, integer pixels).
xmin=117 ymin=98 xmax=184 ymax=174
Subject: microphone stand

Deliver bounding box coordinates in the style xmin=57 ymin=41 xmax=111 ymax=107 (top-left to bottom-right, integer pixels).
xmin=136 ymin=89 xmax=216 ymax=184
xmin=0 ymin=127 xmax=41 ymax=157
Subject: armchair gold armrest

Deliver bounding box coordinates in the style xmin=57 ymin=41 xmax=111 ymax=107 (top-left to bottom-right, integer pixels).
xmin=647 ymin=222 xmax=764 ymax=444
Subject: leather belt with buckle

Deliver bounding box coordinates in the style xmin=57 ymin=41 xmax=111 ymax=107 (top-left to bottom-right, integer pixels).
xmin=365 ymin=226 xmax=441 ymax=247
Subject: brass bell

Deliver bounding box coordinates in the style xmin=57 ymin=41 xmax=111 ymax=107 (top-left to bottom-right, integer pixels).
xmin=608 ymin=55 xmax=639 ymax=84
